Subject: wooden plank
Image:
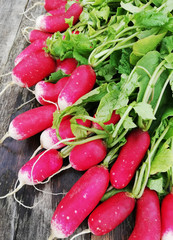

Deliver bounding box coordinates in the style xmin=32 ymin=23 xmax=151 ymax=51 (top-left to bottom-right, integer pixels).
xmin=0 ymin=1 xmax=135 ymax=239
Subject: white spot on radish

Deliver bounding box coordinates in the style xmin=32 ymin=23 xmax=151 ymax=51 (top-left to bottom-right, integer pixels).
xmin=112 ymin=173 xmax=115 ymax=176
xmin=98 ymin=220 xmax=101 ymax=223
xmin=91 ymin=218 xmax=94 ymax=221
xmin=97 ymin=227 xmax=100 ymax=230
xmin=60 ymin=205 xmax=63 ymax=209
xmin=83 ymin=193 xmax=87 ymax=199
xmin=115 ymin=212 xmax=117 ymax=215
xmin=66 ymin=216 xmax=70 ymax=220
xmin=74 ymin=210 xmax=77 ymax=214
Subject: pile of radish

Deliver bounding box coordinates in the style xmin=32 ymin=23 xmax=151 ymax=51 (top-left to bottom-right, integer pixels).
xmin=1 ymin=0 xmax=173 ymax=239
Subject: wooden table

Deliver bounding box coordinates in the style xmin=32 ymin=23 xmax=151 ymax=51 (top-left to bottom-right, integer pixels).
xmin=0 ymin=1 xmax=135 ymax=239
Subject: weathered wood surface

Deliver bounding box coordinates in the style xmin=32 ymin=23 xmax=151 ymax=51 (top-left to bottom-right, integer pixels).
xmin=0 ymin=1 xmax=135 ymax=240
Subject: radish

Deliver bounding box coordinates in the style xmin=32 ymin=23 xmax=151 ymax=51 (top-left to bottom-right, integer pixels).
xmin=161 ymin=192 xmax=173 ymax=240
xmin=88 ymin=192 xmax=135 ymax=236
xmin=58 ymin=65 xmax=96 ymax=110
xmin=49 ymin=165 xmax=109 ymax=239
xmin=35 ymin=77 xmax=69 ymax=105
xmin=129 ymin=188 xmax=161 ymax=240
xmin=110 ymin=128 xmax=150 ymax=189
xmin=40 ymin=116 xmax=91 ymax=150
xmin=44 ymin=0 xmax=67 ymax=11
xmin=29 ymin=30 xmax=52 ymax=43
xmin=56 ymin=58 xmax=78 ymax=74
xmin=48 ymin=5 xmax=66 ymax=16
xmin=12 ymin=50 xmax=56 ymax=88
xmin=36 ymin=3 xmax=83 ymax=33
xmin=14 ymin=39 xmax=46 ymax=66
xmin=0 ymin=149 xmax=63 ymax=198
xmin=69 ymin=139 xmax=107 ymax=171
xmin=93 ymin=110 xmax=120 ymax=130
xmin=0 ymin=105 xmax=56 ymax=143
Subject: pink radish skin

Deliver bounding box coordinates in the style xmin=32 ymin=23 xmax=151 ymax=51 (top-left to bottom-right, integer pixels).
xmin=56 ymin=58 xmax=78 ymax=74
xmin=93 ymin=110 xmax=120 ymax=130
xmin=8 ymin=105 xmax=56 ymax=140
xmin=35 ymin=77 xmax=69 ymax=105
xmin=18 ymin=149 xmax=63 ymax=185
xmin=14 ymin=39 xmax=46 ymax=66
xmin=40 ymin=117 xmax=91 ymax=150
xmin=44 ymin=0 xmax=67 ymax=11
xmin=129 ymin=188 xmax=161 ymax=240
xmin=36 ymin=3 xmax=83 ymax=33
xmin=88 ymin=192 xmax=135 ymax=236
xmin=161 ymin=193 xmax=173 ymax=240
xmin=69 ymin=139 xmax=107 ymax=171
xmin=12 ymin=50 xmax=56 ymax=87
xmin=29 ymin=30 xmax=52 ymax=43
xmin=48 ymin=5 xmax=66 ymax=16
xmin=50 ymin=165 xmax=109 ymax=238
xmin=58 ymin=65 xmax=96 ymax=110
xmin=110 ymin=128 xmax=150 ymax=189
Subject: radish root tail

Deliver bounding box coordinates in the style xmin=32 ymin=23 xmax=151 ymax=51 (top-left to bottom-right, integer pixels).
xmin=70 ymin=229 xmax=91 ymax=240
xmin=0 ymin=132 xmax=10 ymax=144
xmin=16 ymin=97 xmax=36 ymax=111
xmin=19 ymin=2 xmax=44 ymax=15
xmin=0 ymin=71 xmax=12 ymax=78
xmin=0 ymin=181 xmax=24 ymax=199
xmin=0 ymin=81 xmax=16 ymax=97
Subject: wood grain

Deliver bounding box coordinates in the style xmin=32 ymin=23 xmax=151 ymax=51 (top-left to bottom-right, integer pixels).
xmin=0 ymin=1 xmax=135 ymax=239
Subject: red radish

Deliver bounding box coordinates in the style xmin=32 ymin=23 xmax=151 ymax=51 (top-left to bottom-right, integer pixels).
xmin=161 ymin=193 xmax=173 ymax=240
xmin=56 ymin=58 xmax=78 ymax=74
xmin=1 ymin=105 xmax=56 ymax=142
xmin=40 ymin=117 xmax=91 ymax=150
xmin=36 ymin=3 xmax=83 ymax=33
xmin=29 ymin=30 xmax=52 ymax=43
xmin=0 ymin=149 xmax=63 ymax=198
xmin=69 ymin=139 xmax=107 ymax=171
xmin=58 ymin=65 xmax=96 ymax=110
xmin=18 ymin=149 xmax=63 ymax=185
xmin=88 ymin=192 xmax=135 ymax=236
xmin=44 ymin=0 xmax=67 ymax=11
xmin=93 ymin=110 xmax=120 ymax=130
xmin=129 ymin=188 xmax=161 ymax=240
xmin=35 ymin=77 xmax=69 ymax=105
xmin=14 ymin=39 xmax=46 ymax=66
xmin=110 ymin=128 xmax=150 ymax=189
xmin=49 ymin=165 xmax=109 ymax=239
xmin=48 ymin=5 xmax=66 ymax=16
xmin=12 ymin=50 xmax=56 ymax=87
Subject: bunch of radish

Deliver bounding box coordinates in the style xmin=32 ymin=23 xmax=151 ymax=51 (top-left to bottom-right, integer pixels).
xmin=1 ymin=0 xmax=173 ymax=239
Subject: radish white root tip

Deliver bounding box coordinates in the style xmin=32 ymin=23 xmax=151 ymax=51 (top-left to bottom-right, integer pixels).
xmin=48 ymin=233 xmax=55 ymax=240
xmin=0 ymin=81 xmax=16 ymax=97
xmin=16 ymin=97 xmax=36 ymax=111
xmin=0 ymin=181 xmax=24 ymax=199
xmin=70 ymin=229 xmax=91 ymax=240
xmin=0 ymin=132 xmax=10 ymax=144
